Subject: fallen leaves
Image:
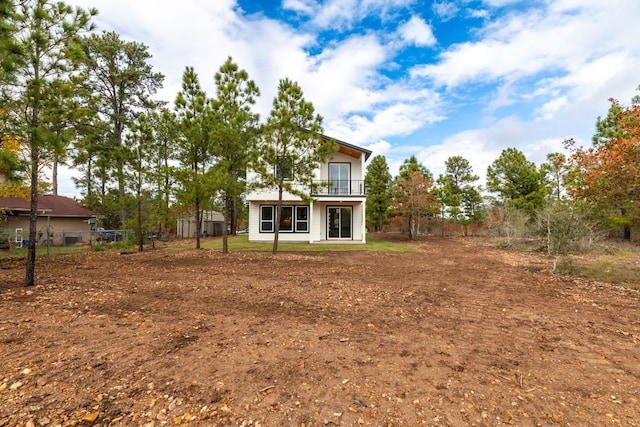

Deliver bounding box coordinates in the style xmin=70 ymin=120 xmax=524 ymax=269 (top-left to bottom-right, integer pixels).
xmin=1 ymin=240 xmax=639 ymax=426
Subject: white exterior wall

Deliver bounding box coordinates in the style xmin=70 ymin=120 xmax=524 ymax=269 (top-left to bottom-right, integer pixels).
xmin=246 ymin=169 xmax=311 ymax=202
xmin=248 ymin=201 xmax=312 ymax=243
xmin=311 ymin=202 xmax=323 ymax=242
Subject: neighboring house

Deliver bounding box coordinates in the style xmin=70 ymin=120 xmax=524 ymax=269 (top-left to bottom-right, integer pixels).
xmin=246 ymin=135 xmax=372 ymax=243
xmin=176 ymin=210 xmax=225 ymax=238
xmin=0 ymin=195 xmax=97 ymax=246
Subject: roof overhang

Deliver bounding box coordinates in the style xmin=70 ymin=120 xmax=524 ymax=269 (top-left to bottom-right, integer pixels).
xmin=320 ymin=134 xmax=372 ymax=161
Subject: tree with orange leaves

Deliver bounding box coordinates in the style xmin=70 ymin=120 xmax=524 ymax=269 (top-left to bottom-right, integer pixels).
xmin=391 ymin=156 xmax=439 ymax=240
xmin=565 ymin=100 xmax=640 ymax=240
xmin=0 ymin=134 xmax=29 ymax=197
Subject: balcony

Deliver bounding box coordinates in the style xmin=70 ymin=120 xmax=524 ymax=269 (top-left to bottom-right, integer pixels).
xmin=311 ymin=180 xmax=367 ymax=196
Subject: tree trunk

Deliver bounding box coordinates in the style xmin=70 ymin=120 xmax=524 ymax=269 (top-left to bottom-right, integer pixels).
xmin=273 ymin=187 xmax=283 ymax=254
xmin=222 ymin=193 xmax=230 ymax=254
xmin=52 ymin=154 xmax=58 ymax=196
xmin=137 ymin=167 xmax=144 ymax=252
xmin=195 ymin=198 xmax=201 ymax=249
xmin=137 ymin=197 xmax=143 ymax=252
xmin=118 ymin=162 xmax=126 ymax=227
xmin=25 ymin=150 xmax=39 ymax=287
xmin=115 ymin=128 xmax=127 ymax=227
xmin=230 ymin=196 xmax=238 ymax=236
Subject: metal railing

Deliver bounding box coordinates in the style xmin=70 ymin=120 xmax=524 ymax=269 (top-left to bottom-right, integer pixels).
xmin=311 ymin=180 xmax=366 ymax=196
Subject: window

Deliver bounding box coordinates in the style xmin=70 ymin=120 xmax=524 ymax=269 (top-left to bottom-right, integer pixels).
xmin=329 ymin=163 xmax=350 ymax=194
xmin=275 ymin=156 xmax=293 ymax=181
xmin=260 ymin=206 xmax=274 ymax=232
xmin=280 ymin=206 xmax=293 ymax=231
xmin=295 ymin=206 xmax=308 ymax=232
xmin=259 ymin=204 xmax=309 ymax=233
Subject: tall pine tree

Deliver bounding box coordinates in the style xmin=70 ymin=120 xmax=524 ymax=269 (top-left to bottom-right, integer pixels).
xmin=364 ymin=154 xmax=392 ymax=232
xmin=174 ymin=67 xmax=214 ymax=249
xmin=10 ymin=0 xmax=95 ymax=286
xmin=77 ymin=30 xmax=164 ymax=227
xmin=210 ymin=57 xmax=260 ymax=254
xmin=253 ymin=78 xmax=335 ymax=253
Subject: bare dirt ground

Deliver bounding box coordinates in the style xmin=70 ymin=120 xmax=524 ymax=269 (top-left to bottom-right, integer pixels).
xmin=1 ymin=235 xmax=639 ymax=427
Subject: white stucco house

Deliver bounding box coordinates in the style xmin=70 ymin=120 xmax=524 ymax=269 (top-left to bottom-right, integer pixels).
xmin=246 ymin=135 xmax=372 ymax=243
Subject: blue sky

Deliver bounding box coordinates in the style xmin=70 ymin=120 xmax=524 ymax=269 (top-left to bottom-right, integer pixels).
xmin=59 ymin=0 xmax=640 ymax=196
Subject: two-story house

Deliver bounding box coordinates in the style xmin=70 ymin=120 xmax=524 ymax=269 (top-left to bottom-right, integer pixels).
xmin=246 ymin=135 xmax=372 ymax=243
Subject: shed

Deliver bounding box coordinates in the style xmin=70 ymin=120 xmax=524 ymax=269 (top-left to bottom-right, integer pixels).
xmin=176 ymin=210 xmax=225 ymax=238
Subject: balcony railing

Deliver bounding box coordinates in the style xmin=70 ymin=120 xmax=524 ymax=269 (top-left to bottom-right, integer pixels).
xmin=311 ymin=180 xmax=367 ymax=196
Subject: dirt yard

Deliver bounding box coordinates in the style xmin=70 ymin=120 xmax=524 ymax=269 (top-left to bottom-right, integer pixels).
xmin=1 ymin=236 xmax=639 ymax=426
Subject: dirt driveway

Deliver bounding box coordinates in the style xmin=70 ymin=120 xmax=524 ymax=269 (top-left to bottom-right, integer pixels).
xmin=1 ymin=237 xmax=639 ymax=426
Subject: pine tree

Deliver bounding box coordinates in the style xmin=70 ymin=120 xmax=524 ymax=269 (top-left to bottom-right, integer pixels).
xmin=436 ymin=156 xmax=479 ymax=235
xmin=77 ymin=30 xmax=164 ymax=227
xmin=9 ymin=0 xmax=95 ymax=286
xmin=210 ymin=57 xmax=260 ymax=254
xmin=254 ymin=78 xmax=336 ymax=253
xmin=174 ymin=67 xmax=214 ymax=249
xmin=486 ymin=148 xmax=545 ymax=213
xmin=364 ymin=155 xmax=392 ymax=232
xmin=392 ymin=156 xmax=438 ymax=240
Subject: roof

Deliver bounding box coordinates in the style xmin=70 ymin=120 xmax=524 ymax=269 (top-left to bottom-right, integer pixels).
xmin=0 ymin=195 xmax=96 ymax=218
xmin=321 ymin=134 xmax=373 ymax=161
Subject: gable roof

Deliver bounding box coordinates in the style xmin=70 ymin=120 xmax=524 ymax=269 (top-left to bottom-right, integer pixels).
xmin=321 ymin=134 xmax=372 ymax=161
xmin=0 ymin=195 xmax=96 ymax=218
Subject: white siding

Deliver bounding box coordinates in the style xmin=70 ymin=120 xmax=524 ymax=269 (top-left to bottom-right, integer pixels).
xmin=248 ymin=201 xmax=312 ymax=243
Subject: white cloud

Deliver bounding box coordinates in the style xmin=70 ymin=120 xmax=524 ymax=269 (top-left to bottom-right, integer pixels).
xmin=398 ymin=16 xmax=436 ymax=47
xmin=413 ymin=116 xmax=555 ymax=185
xmin=467 ymin=8 xmax=490 ymax=19
xmin=364 ymin=139 xmax=392 ymax=157
xmin=282 ymin=0 xmax=316 ymax=15
xmin=482 ymin=0 xmax=522 ymax=7
xmin=411 ymin=0 xmax=640 ymax=90
xmin=310 ymin=0 xmax=414 ymax=29
xmin=535 ymin=96 xmax=569 ymax=121
xmin=433 ymin=1 xmax=459 ymax=21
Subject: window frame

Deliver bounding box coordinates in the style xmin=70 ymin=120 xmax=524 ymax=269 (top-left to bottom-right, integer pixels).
xmin=260 ymin=205 xmax=274 ymax=232
xmin=295 ymin=205 xmax=309 ymax=232
xmin=259 ymin=204 xmax=310 ymax=234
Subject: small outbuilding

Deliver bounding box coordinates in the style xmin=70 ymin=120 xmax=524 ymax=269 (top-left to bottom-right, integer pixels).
xmin=176 ymin=210 xmax=225 ymax=239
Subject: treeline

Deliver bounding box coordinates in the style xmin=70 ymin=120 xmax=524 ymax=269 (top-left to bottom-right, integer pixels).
xmin=365 ymin=93 xmax=640 ymax=252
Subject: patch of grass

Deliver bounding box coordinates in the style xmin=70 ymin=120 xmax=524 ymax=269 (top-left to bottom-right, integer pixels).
xmin=0 ymin=241 xmax=136 ymax=259
xmin=554 ymin=247 xmax=640 ymax=290
xmin=481 ymin=237 xmax=640 ymax=290
xmin=0 ymin=245 xmax=85 ymax=259
xmin=199 ymin=234 xmax=418 ymax=252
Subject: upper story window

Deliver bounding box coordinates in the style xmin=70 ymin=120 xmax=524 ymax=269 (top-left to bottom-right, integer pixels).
xmin=329 ymin=162 xmax=351 ymax=195
xmin=275 ymin=156 xmax=294 ymax=181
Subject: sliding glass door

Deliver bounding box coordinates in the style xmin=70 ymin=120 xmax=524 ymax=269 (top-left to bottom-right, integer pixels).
xmin=327 ymin=207 xmax=352 ymax=239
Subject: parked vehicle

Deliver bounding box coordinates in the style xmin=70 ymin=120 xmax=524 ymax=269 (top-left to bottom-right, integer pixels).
xmin=92 ymin=227 xmax=123 ymax=242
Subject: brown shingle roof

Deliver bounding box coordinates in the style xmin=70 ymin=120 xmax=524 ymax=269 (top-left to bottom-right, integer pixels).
xmin=0 ymin=195 xmax=96 ymax=218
